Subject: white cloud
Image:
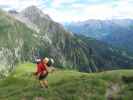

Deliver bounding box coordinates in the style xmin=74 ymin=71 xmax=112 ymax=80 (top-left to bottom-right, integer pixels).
xmin=42 ymin=8 xmax=77 ymax=22
xmin=71 ymin=3 xmax=85 ymax=8
xmin=85 ymin=5 xmax=113 ymax=19
xmin=47 ymin=0 xmax=133 ymax=22
xmin=0 ymin=0 xmax=43 ymax=11
xmin=51 ymin=0 xmax=76 ymax=7
xmin=0 ymin=0 xmax=133 ymax=22
xmin=113 ymin=0 xmax=133 ymax=19
xmin=43 ymin=4 xmax=115 ymax=22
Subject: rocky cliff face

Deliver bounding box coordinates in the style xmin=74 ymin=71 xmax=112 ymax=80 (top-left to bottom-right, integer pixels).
xmin=0 ymin=10 xmax=38 ymax=75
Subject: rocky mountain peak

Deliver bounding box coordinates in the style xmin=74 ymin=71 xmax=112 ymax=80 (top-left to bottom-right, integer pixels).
xmin=21 ymin=5 xmax=51 ymax=20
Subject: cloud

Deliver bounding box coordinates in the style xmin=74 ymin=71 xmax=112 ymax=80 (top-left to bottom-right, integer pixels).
xmin=83 ymin=5 xmax=114 ymax=19
xmin=0 ymin=0 xmax=43 ymax=11
xmin=42 ymin=8 xmax=77 ymax=22
xmin=71 ymin=3 xmax=85 ymax=8
xmin=0 ymin=0 xmax=133 ymax=22
xmin=51 ymin=0 xmax=77 ymax=7
xmin=43 ymin=0 xmax=133 ymax=22
xmin=113 ymin=0 xmax=133 ymax=19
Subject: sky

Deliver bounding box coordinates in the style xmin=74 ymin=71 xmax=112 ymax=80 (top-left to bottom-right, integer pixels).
xmin=0 ymin=0 xmax=133 ymax=23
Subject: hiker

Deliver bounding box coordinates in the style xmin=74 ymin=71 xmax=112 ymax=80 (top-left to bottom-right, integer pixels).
xmin=34 ymin=57 xmax=49 ymax=88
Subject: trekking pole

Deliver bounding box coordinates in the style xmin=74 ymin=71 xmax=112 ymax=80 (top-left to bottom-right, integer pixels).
xmin=30 ymin=72 xmax=39 ymax=88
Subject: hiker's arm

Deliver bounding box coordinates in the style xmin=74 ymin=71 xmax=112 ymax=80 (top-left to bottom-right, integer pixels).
xmin=33 ymin=64 xmax=41 ymax=76
xmin=48 ymin=67 xmax=55 ymax=73
xmin=45 ymin=64 xmax=49 ymax=72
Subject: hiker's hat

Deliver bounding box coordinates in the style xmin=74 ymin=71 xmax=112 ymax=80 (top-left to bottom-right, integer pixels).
xmin=44 ymin=57 xmax=49 ymax=63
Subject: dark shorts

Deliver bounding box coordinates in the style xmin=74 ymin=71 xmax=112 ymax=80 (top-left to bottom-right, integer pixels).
xmin=39 ymin=72 xmax=48 ymax=80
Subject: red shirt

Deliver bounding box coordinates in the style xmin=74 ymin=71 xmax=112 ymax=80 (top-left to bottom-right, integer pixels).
xmin=35 ymin=62 xmax=47 ymax=76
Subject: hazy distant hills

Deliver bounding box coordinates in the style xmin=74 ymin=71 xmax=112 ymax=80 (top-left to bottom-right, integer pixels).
xmin=65 ymin=19 xmax=133 ymax=39
xmin=0 ymin=6 xmax=133 ymax=75
xmin=65 ymin=19 xmax=133 ymax=54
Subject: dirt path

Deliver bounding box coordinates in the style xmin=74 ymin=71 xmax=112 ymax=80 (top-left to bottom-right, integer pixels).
xmin=106 ymin=83 xmax=121 ymax=100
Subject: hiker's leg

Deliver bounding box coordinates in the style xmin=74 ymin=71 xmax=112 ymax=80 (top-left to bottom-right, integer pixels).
xmin=39 ymin=80 xmax=45 ymax=88
xmin=43 ymin=80 xmax=48 ymax=88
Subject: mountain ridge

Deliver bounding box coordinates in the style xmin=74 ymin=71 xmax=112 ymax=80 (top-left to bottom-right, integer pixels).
xmin=65 ymin=19 xmax=133 ymax=54
xmin=1 ymin=6 xmax=133 ymax=75
xmin=65 ymin=19 xmax=133 ymax=38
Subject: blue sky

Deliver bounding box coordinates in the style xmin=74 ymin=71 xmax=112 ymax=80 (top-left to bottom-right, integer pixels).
xmin=0 ymin=0 xmax=133 ymax=23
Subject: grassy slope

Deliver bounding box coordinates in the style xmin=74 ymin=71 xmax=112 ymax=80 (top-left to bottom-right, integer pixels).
xmin=0 ymin=63 xmax=133 ymax=100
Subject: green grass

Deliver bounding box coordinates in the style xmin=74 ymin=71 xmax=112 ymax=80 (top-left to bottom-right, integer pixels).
xmin=0 ymin=63 xmax=133 ymax=100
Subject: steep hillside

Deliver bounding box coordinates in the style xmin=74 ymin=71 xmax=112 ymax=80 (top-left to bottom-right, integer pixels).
xmin=0 ymin=10 xmax=39 ymax=74
xmin=1 ymin=8 xmax=98 ymax=74
xmin=1 ymin=6 xmax=133 ymax=74
xmin=103 ymin=28 xmax=133 ymax=55
xmin=13 ymin=6 xmax=97 ymax=71
xmin=9 ymin=6 xmax=133 ymax=71
xmin=75 ymin=35 xmax=133 ymax=70
xmin=0 ymin=63 xmax=133 ymax=100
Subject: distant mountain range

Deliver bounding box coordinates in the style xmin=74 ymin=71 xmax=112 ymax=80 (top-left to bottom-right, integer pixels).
xmin=65 ymin=19 xmax=133 ymax=55
xmin=0 ymin=6 xmax=133 ymax=75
